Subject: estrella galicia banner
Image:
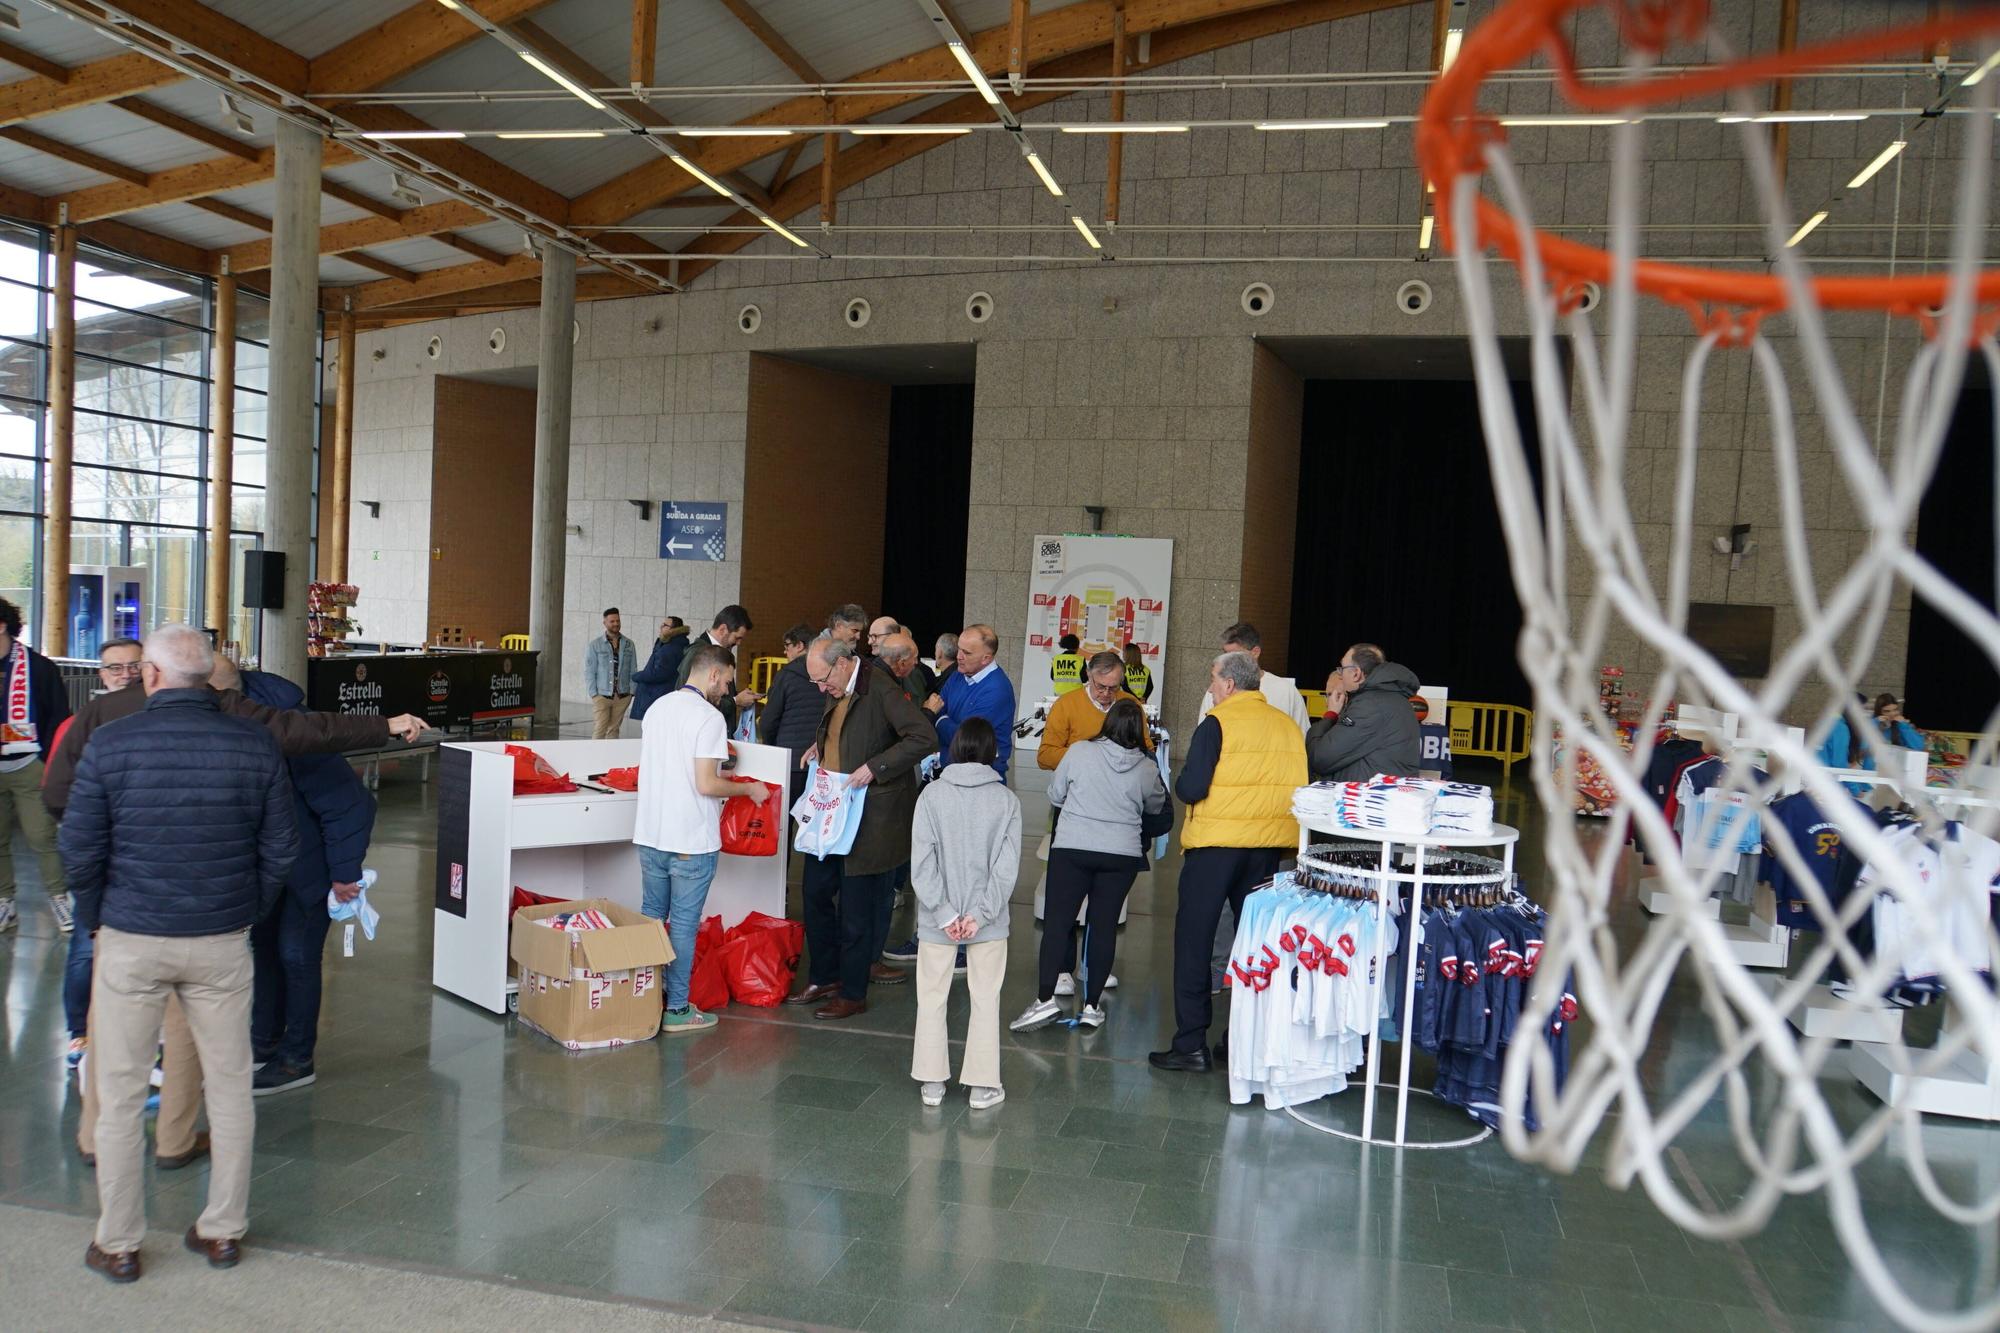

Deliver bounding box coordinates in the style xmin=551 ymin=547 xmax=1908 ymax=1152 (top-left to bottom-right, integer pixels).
xmin=307 ymin=650 xmax=538 ymax=729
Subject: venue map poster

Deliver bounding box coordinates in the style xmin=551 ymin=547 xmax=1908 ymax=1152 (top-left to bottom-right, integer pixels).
xmin=1019 ymin=535 xmax=1172 ymax=720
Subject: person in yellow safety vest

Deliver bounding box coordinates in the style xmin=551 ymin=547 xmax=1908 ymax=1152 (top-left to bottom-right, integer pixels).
xmin=1050 ymin=635 xmax=1084 ymax=695
xmin=1122 ymin=642 xmax=1153 ymax=702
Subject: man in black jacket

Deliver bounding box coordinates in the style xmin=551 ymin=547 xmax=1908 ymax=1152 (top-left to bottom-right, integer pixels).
xmin=61 ymin=624 xmax=298 ymax=1284
xmin=757 ymin=623 xmax=821 ymax=809
xmin=1307 ymin=643 xmax=1424 ymax=783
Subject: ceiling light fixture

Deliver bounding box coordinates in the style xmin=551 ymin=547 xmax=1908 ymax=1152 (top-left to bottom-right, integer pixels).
xmin=676 ymin=127 xmax=795 ymax=137
xmin=388 ymin=171 xmax=424 ymax=207
xmin=1059 ymin=123 xmax=1189 ymax=133
xmin=219 ymin=92 xmax=254 ymax=135
xmin=849 ymin=124 xmax=973 ymax=135
xmin=668 ymin=153 xmax=737 ymax=199
xmin=0 ymin=4 xmax=20 ymax=31
xmin=519 ymin=49 xmax=606 ymax=110
xmin=758 ymin=215 xmax=809 ymax=247
xmin=1419 ymin=213 xmax=1435 ymax=250
xmin=360 ymin=129 xmax=467 ymax=140
xmin=1023 ymin=149 xmax=1064 ymax=198
xmin=1498 ymin=115 xmax=1629 ymax=126
xmin=1071 ymin=216 xmax=1103 ymax=249
xmin=948 ymin=41 xmax=1002 ymax=105
xmin=1963 ymin=49 xmax=2000 ymax=86
xmin=1440 ymin=28 xmax=1464 ymax=70
xmin=1786 ymin=210 xmax=1829 ymax=248
xmin=433 ymin=0 xmax=463 ymax=9
xmin=1755 ymin=110 xmax=1870 ymax=123
xmin=1253 ymin=119 xmax=1392 ymax=131
xmin=496 ymin=130 xmax=608 ymax=140
xmin=1846 ymin=139 xmax=1906 ymax=189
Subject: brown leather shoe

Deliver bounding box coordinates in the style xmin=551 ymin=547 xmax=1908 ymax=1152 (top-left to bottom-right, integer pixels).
xmin=868 ymin=963 xmax=907 ymax=985
xmin=184 ymin=1227 xmax=240 ymax=1269
xmin=813 ymin=997 xmax=867 ymax=1021
xmin=85 ymin=1242 xmax=140 ymax=1283
xmin=785 ymin=982 xmax=838 ymax=1007
xmin=157 ymin=1131 xmax=211 ymax=1170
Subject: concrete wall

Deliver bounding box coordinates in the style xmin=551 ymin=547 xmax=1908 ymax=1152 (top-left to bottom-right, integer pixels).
xmin=335 ymin=0 xmax=1967 ymax=732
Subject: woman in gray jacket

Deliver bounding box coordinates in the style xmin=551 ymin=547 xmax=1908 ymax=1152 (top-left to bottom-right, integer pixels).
xmin=909 ymin=717 xmax=1021 ymax=1110
xmin=1013 ymin=700 xmax=1164 ymax=1032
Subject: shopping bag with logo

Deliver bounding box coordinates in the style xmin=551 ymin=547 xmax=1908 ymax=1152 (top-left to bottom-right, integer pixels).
xmin=720 ymin=780 xmax=783 ymax=857
xmin=687 ymin=914 xmax=729 ymax=1012
xmin=720 ymin=911 xmax=804 ymax=1007
xmin=733 ymin=706 xmax=758 ymax=744
xmin=506 ymin=744 xmax=577 ymax=796
xmin=789 ymin=762 xmax=866 ymax=860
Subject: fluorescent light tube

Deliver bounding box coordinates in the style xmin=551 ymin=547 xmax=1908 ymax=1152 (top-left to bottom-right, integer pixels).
xmin=519 ymin=49 xmax=606 ymax=110
xmin=759 ymin=216 xmax=809 ymax=247
xmin=1786 ymin=210 xmax=1828 ymax=247
xmin=849 ymin=125 xmax=973 ymax=135
xmin=1441 ymin=27 xmax=1463 ymax=71
xmin=1059 ymin=123 xmax=1189 ymax=133
xmin=1419 ymin=214 xmax=1435 ymax=250
xmin=675 ymin=127 xmax=795 ymax=136
xmin=496 ymin=130 xmax=608 ymax=139
xmin=1023 ymin=150 xmax=1063 ymax=197
xmin=669 ymin=154 xmax=737 ymax=199
xmin=1499 ymin=116 xmax=1629 ymax=126
xmin=949 ymin=41 xmax=1002 ymax=105
xmin=1846 ymin=140 xmax=1906 ymax=189
xmin=1964 ymin=49 xmax=2000 ymax=86
xmin=1071 ymin=215 xmax=1102 ymax=248
xmin=1757 ymin=111 xmax=1868 ymax=123
xmin=434 ymin=0 xmax=463 ymax=9
xmin=361 ymin=130 xmax=467 ymax=140
xmin=1254 ymin=119 xmax=1390 ymax=131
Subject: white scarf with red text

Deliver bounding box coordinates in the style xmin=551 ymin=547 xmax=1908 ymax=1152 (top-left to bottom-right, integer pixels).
xmin=1 ymin=638 xmax=35 ymax=755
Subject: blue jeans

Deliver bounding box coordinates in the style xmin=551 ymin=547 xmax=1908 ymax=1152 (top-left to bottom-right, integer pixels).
xmin=252 ymin=892 xmax=333 ymax=1068
xmin=65 ymin=927 xmax=93 ymax=1039
xmin=639 ymin=847 xmax=719 ymax=1011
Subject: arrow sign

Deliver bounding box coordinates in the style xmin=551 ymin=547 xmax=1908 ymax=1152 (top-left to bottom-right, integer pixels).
xmin=659 ymin=501 xmax=728 ymax=562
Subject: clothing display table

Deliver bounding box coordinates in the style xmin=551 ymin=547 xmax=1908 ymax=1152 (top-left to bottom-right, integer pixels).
xmin=430 ymin=738 xmax=788 ymax=1014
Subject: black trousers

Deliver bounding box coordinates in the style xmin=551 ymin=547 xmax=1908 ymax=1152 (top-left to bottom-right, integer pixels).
xmin=1172 ymin=845 xmax=1283 ymax=1053
xmin=801 ymin=853 xmax=843 ymax=989
xmin=1040 ymin=848 xmax=1140 ymax=1005
xmin=803 ymin=852 xmax=898 ymax=1001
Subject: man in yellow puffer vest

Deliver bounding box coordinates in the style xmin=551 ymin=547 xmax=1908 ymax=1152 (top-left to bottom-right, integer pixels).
xmin=1150 ymin=651 xmax=1306 ymax=1073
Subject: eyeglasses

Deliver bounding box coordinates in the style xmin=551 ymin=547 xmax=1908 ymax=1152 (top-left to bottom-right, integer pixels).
xmin=101 ymin=662 xmax=142 ymax=675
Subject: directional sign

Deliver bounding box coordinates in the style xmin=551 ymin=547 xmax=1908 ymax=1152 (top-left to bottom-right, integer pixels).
xmin=659 ymin=500 xmax=728 ymax=562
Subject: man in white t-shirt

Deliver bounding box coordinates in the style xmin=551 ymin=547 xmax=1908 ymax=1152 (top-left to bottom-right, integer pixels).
xmin=1198 ymin=621 xmax=1311 ymax=733
xmin=635 ymin=641 xmax=769 ymax=1034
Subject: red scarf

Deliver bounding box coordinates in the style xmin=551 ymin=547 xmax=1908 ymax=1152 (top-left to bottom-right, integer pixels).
xmin=1 ymin=638 xmax=34 ymax=755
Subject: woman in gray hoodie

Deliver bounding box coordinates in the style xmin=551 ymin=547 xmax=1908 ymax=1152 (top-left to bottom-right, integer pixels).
xmin=909 ymin=717 xmax=1022 ymax=1110
xmin=1013 ymin=700 xmax=1165 ymax=1032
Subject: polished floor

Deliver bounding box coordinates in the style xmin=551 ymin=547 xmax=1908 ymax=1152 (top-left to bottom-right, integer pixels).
xmin=1 ymin=757 xmax=1995 ymax=1331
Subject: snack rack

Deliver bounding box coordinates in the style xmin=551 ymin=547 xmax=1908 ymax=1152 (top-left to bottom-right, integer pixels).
xmin=307 ymin=582 xmax=359 ymax=658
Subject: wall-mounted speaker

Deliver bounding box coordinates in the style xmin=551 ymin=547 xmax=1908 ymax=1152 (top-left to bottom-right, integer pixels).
xmin=242 ymin=550 xmax=285 ymax=609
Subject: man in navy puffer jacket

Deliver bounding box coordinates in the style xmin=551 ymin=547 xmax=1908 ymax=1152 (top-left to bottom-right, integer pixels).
xmin=61 ymin=624 xmax=297 ymax=1283
xmin=227 ymin=659 xmax=377 ymax=1097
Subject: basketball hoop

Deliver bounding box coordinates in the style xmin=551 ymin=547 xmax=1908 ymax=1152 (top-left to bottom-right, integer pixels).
xmin=1419 ymin=3 xmax=2000 ymax=1329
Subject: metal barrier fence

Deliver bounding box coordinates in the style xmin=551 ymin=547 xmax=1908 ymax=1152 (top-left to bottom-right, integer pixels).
xmin=52 ymin=658 xmax=108 ymax=715
xmin=747 ymin=655 xmax=786 ymax=696
xmin=1449 ymin=700 xmax=1534 ymax=769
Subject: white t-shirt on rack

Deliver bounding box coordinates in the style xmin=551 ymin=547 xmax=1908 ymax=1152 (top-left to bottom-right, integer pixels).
xmin=634 ymin=687 xmax=730 ymax=855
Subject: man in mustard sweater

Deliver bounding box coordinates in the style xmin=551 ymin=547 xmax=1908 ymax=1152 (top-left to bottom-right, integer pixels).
xmin=1037 ymin=652 xmax=1147 ymax=773
xmin=1150 ymin=651 xmax=1306 ymax=1073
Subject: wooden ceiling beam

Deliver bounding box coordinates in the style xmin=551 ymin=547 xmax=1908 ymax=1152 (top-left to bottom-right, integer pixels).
xmin=631 ymin=0 xmax=660 ymax=89
xmin=714 ymin=0 xmax=824 ymax=84
xmin=1007 ymin=0 xmax=1030 ymax=92
xmin=310 ymin=0 xmax=565 ymax=95
xmin=434 ymin=231 xmax=507 ymax=266
xmin=767 ymin=137 xmax=806 ymax=194
xmin=0 ymin=53 xmax=180 ymax=129
xmin=338 ymin=250 xmax=419 ymax=283
xmin=221 ymin=200 xmax=488 ymax=273
xmin=111 ymin=97 xmax=260 ymax=162
xmin=347 ymin=253 xmax=541 ymax=310
xmin=511 ymin=18 xmax=670 ymax=130
xmin=321 ymin=179 xmax=402 ymax=221
xmin=0 ymin=126 xmax=151 ymax=186
xmin=62 ymin=143 xmax=363 ymax=224
xmin=189 ymin=196 xmax=269 ymax=230
xmin=139 ymin=0 xmax=308 ymax=89
xmin=0 ymin=170 xmax=220 ymax=273
xmin=0 ymin=38 xmax=69 ymax=85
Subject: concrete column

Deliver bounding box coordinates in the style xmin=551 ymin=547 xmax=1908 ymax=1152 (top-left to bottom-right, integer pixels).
xmin=261 ymin=119 xmax=321 ymax=684
xmin=41 ymin=224 xmax=74 ymax=652
xmin=329 ymin=308 xmax=355 ymax=584
xmin=204 ymin=270 xmax=235 ymax=643
xmin=529 ymin=244 xmax=575 ymax=730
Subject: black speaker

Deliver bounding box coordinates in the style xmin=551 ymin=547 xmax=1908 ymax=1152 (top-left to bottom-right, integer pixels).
xmin=242 ymin=550 xmax=285 ymax=610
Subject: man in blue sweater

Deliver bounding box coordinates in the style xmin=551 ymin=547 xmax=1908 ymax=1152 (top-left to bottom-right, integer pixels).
xmin=924 ymin=624 xmax=1015 ymax=778
xmin=222 ymin=658 xmax=377 ymax=1097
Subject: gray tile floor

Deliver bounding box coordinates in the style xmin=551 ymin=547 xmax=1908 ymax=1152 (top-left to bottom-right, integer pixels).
xmin=2 ymin=757 xmax=1995 ymax=1330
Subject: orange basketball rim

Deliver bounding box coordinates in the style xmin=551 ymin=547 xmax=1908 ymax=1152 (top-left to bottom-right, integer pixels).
xmin=1416 ymin=0 xmax=2000 ymax=334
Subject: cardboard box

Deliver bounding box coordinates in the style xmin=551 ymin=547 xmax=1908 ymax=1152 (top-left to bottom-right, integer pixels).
xmin=508 ymin=898 xmax=675 ymax=1050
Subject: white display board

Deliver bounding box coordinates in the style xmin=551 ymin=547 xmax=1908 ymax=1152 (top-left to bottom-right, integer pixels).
xmin=1020 ymin=534 xmax=1173 ymax=721
xmin=431 ymin=738 xmax=790 ymax=1015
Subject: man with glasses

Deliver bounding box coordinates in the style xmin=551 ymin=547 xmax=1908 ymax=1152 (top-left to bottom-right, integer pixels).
xmin=96 ymin=638 xmax=143 ymax=694
xmin=1308 ymin=642 xmax=1423 ymax=783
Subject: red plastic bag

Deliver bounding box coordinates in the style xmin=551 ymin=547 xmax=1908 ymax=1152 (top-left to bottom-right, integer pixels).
xmin=598 ymin=766 xmax=640 ymax=792
xmin=720 ymin=781 xmax=783 ymax=856
xmin=721 ymin=911 xmax=803 ymax=1007
xmin=687 ymin=914 xmax=729 ymax=1012
xmin=510 ymin=886 xmax=567 ymax=913
xmin=506 ymin=744 xmax=577 ymax=796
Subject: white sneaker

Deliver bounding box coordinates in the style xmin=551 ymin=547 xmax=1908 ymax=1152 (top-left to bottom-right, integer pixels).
xmin=49 ymin=892 xmax=73 ymax=934
xmin=0 ymin=900 xmax=16 ymax=933
xmin=919 ymin=1081 xmax=946 ymax=1107
xmin=1053 ymin=973 xmax=1076 ymax=997
xmin=1103 ymin=973 xmax=1119 ymax=990
xmin=1009 ymin=998 xmax=1061 ymax=1032
xmin=1078 ymin=1004 xmax=1106 ymax=1028
xmin=968 ymin=1085 xmax=1006 ymax=1111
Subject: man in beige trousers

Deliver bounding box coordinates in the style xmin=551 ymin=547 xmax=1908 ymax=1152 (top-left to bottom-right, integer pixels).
xmin=60 ymin=624 xmax=298 ymax=1283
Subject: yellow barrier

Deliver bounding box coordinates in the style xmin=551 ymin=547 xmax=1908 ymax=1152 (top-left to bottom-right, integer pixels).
xmin=1301 ymin=688 xmax=1327 ymax=718
xmin=1929 ymin=730 xmax=1987 ymax=763
xmin=499 ymin=634 xmax=530 ymax=651
xmin=1449 ymin=700 xmax=1534 ymax=769
xmin=747 ymin=655 xmax=786 ymax=696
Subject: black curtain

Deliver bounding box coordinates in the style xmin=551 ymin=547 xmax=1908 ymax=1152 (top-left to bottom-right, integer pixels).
xmin=1289 ymin=377 xmax=1541 ymax=707
xmin=882 ymin=383 xmax=973 ymax=645
xmin=1908 ymin=359 xmax=1997 ymax=731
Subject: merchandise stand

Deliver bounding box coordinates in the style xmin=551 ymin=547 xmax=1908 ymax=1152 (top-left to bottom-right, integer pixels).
xmin=432 ymin=738 xmax=789 ymax=1015
xmin=1287 ymin=815 xmax=1520 ymax=1149
xmin=1850 ymin=1008 xmax=2000 ymax=1122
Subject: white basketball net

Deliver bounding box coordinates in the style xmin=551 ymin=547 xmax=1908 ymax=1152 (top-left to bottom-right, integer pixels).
xmin=1447 ymin=22 xmax=2000 ymax=1333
